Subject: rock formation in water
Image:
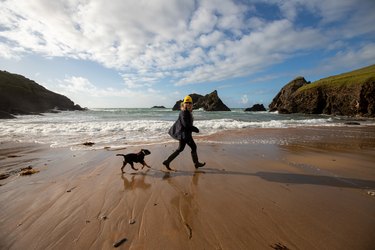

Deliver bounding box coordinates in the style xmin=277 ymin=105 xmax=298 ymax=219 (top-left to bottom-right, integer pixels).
xmin=172 ymin=90 xmax=231 ymax=111
xmin=245 ymin=104 xmax=266 ymax=112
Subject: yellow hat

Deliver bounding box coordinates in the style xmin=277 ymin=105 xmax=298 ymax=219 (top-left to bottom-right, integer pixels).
xmin=183 ymin=95 xmax=193 ymax=103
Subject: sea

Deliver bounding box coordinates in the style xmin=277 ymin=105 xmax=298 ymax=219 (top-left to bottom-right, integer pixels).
xmin=1 ymin=108 xmax=375 ymax=150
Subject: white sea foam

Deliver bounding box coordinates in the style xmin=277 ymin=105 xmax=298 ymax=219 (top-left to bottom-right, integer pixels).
xmin=1 ymin=109 xmax=373 ymax=149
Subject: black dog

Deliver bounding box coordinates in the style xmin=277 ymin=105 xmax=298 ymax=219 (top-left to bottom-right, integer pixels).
xmin=116 ymin=149 xmax=151 ymax=172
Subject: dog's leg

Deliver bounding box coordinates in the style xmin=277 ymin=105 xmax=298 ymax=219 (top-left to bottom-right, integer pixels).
xmin=121 ymin=161 xmax=128 ymax=173
xmin=141 ymin=161 xmax=151 ymax=169
xmin=130 ymin=162 xmax=138 ymax=171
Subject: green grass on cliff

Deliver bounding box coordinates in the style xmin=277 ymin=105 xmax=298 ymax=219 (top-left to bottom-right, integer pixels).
xmin=299 ymin=64 xmax=375 ymax=91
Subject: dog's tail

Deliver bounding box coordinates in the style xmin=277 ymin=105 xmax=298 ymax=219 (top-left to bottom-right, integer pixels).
xmin=116 ymin=154 xmax=125 ymax=157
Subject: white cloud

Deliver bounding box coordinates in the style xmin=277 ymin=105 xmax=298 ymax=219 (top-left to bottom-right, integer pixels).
xmin=176 ymin=19 xmax=325 ymax=85
xmin=0 ymin=43 xmax=24 ymax=59
xmin=52 ymin=75 xmax=175 ymax=108
xmin=318 ymin=43 xmax=375 ymax=73
xmin=60 ymin=76 xmax=97 ymax=93
xmin=241 ymin=94 xmax=248 ymax=105
xmin=198 ymin=31 xmax=224 ymax=48
xmin=0 ymin=0 xmax=374 ymax=90
xmin=189 ymin=7 xmax=217 ymax=35
xmin=278 ymin=1 xmax=299 ymax=21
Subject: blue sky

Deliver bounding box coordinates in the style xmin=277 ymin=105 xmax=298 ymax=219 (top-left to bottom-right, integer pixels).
xmin=1 ymin=0 xmax=374 ymax=108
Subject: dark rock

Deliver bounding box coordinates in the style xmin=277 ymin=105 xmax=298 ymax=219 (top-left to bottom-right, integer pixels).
xmin=277 ymin=108 xmax=291 ymax=114
xmin=358 ymin=78 xmax=375 ymax=116
xmin=245 ymin=104 xmax=266 ymax=112
xmin=268 ymin=65 xmax=375 ymax=117
xmin=269 ymin=77 xmax=309 ymax=113
xmin=0 ymin=70 xmax=85 ymax=117
xmin=0 ymin=111 xmax=16 ymax=119
xmin=151 ymin=106 xmax=166 ymax=109
xmin=113 ymin=238 xmax=127 ymax=248
xmin=129 ymin=219 xmax=136 ymax=224
xmin=0 ymin=173 xmax=10 ymax=180
xmin=171 ymin=101 xmax=180 ymax=110
xmin=172 ymin=90 xmax=230 ymax=111
xmin=83 ymin=142 xmax=95 ymax=146
xmin=344 ymin=122 xmax=361 ymax=125
xmin=19 ymin=166 xmax=39 ymax=176
xmin=66 ymin=187 xmax=76 ymax=192
xmin=20 ymin=166 xmax=33 ymax=171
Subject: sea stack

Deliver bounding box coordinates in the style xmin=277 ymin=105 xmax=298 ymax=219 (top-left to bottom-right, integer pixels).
xmin=172 ymin=90 xmax=231 ymax=111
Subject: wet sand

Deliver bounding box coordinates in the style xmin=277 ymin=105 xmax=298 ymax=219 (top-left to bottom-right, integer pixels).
xmin=0 ymin=127 xmax=375 ymax=249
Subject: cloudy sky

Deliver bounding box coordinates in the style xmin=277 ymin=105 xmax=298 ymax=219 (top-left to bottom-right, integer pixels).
xmin=1 ymin=0 xmax=374 ymax=108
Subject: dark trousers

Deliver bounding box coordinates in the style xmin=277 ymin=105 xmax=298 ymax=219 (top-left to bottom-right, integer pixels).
xmin=164 ymin=138 xmax=199 ymax=164
xmin=177 ymin=138 xmax=197 ymax=153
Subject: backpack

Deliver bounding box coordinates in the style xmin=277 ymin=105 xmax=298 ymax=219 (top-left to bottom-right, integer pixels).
xmin=168 ymin=117 xmax=182 ymax=140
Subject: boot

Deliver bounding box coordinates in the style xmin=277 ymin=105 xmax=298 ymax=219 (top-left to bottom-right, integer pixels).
xmin=191 ymin=151 xmax=205 ymax=169
xmin=163 ymin=150 xmax=180 ymax=170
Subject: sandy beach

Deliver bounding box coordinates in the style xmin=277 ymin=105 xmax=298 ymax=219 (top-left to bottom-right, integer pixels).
xmin=1 ymin=126 xmax=375 ymax=249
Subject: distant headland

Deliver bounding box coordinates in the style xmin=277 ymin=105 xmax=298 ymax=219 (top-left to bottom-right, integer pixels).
xmin=0 ymin=70 xmax=85 ymax=119
xmin=269 ymin=64 xmax=375 ymax=117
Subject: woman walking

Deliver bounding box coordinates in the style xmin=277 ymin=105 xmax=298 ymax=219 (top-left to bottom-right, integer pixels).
xmin=163 ymin=95 xmax=205 ymax=170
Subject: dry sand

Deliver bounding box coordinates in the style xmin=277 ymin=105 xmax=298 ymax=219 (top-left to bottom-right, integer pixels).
xmin=0 ymin=127 xmax=375 ymax=249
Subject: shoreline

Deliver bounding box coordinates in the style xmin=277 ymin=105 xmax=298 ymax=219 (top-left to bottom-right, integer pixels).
xmin=2 ymin=107 xmax=375 ymax=150
xmin=1 ymin=126 xmax=375 ymax=249
xmin=2 ymin=124 xmax=375 ymax=151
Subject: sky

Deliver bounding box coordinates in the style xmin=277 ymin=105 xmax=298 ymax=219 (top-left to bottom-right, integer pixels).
xmin=1 ymin=0 xmax=375 ymax=108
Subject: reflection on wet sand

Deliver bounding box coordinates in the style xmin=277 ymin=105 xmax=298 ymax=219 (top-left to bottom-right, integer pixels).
xmin=162 ymin=169 xmax=204 ymax=239
xmin=1 ymin=125 xmax=374 ymax=249
xmin=121 ymin=170 xmax=152 ymax=190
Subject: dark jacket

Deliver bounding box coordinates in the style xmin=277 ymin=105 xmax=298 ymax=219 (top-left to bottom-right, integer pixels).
xmin=169 ymin=109 xmax=199 ymax=140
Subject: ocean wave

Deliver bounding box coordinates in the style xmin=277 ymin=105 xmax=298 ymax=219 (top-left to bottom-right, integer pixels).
xmin=1 ymin=111 xmax=373 ymax=149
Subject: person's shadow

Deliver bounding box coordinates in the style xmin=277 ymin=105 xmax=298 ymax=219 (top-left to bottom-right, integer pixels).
xmin=254 ymin=171 xmax=375 ymax=189
xmin=160 ymin=167 xmax=375 ymax=189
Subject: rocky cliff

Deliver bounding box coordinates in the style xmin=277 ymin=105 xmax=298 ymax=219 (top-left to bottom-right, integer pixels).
xmin=269 ymin=65 xmax=375 ymax=117
xmin=172 ymin=90 xmax=231 ymax=111
xmin=0 ymin=70 xmax=84 ymax=118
